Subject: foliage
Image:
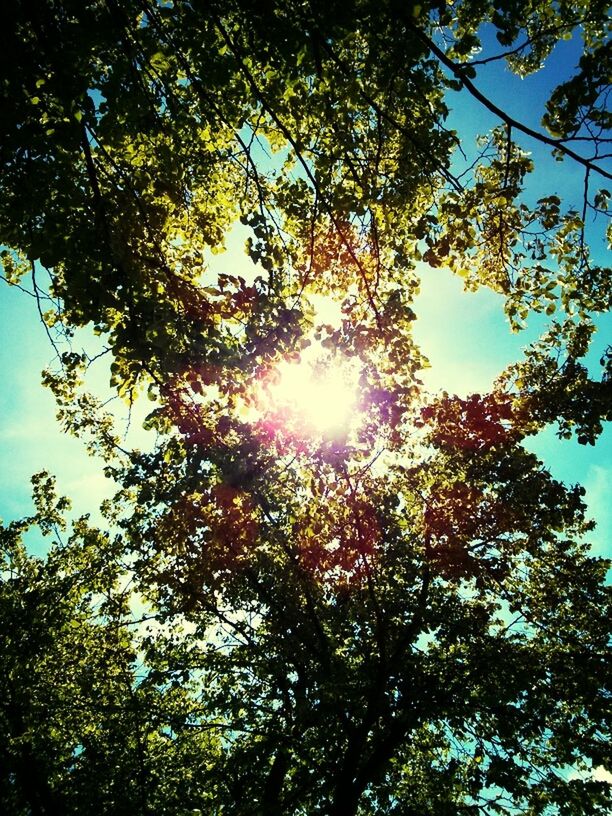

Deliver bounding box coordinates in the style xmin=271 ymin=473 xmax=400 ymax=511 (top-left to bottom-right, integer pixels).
xmin=0 ymin=476 xmax=220 ymax=815
xmin=0 ymin=1 xmax=611 ymax=814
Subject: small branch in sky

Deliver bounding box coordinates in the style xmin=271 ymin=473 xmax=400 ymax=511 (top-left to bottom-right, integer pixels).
xmin=467 ymin=16 xmax=585 ymax=67
xmin=412 ymin=24 xmax=612 ymax=182
xmin=31 ymin=261 xmax=62 ymax=362
xmin=503 ymin=124 xmax=512 ymax=189
xmin=0 ymin=275 xmax=36 ymax=298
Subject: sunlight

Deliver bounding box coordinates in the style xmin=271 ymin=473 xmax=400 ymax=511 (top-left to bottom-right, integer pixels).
xmin=238 ymin=291 xmax=362 ymax=440
xmin=265 ymin=354 xmax=359 ymax=437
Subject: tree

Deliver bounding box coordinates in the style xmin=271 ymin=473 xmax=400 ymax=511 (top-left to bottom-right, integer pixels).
xmin=0 ymin=475 xmax=221 ymax=815
xmin=1 ymin=1 xmax=611 ymax=814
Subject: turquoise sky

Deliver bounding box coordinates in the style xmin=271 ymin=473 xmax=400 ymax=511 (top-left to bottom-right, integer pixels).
xmin=0 ymin=27 xmax=610 ymax=561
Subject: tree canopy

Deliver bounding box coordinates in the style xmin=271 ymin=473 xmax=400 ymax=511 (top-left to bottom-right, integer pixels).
xmin=0 ymin=1 xmax=611 ymax=814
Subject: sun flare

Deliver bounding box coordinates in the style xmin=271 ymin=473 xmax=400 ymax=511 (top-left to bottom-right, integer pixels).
xmin=265 ymin=355 xmax=360 ymax=437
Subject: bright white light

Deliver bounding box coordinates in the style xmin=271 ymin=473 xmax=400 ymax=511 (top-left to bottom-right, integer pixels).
xmin=267 ymin=356 xmax=359 ymax=436
xmin=593 ymin=766 xmax=612 ymax=785
xmin=241 ymin=293 xmax=361 ymax=438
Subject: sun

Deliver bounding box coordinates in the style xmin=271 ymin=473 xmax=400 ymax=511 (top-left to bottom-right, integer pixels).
xmin=240 ymin=293 xmax=362 ymax=440
xmin=263 ymin=354 xmax=360 ymax=438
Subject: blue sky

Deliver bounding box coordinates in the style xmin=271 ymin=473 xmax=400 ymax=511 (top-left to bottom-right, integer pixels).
xmin=0 ymin=26 xmax=609 ymax=562
xmin=0 ymin=283 xmax=112 ymax=544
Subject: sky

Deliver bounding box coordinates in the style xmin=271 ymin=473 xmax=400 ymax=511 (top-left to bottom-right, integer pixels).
xmin=0 ymin=24 xmax=610 ymax=563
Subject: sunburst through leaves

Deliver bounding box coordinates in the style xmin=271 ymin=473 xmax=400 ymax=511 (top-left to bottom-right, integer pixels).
xmin=254 ymin=351 xmax=361 ymax=440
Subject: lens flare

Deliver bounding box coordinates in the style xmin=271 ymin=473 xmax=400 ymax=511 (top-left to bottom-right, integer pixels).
xmin=267 ymin=357 xmax=358 ymax=436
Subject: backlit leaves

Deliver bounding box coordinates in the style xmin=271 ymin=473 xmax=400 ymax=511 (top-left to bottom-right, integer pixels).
xmin=0 ymin=1 xmax=611 ymax=814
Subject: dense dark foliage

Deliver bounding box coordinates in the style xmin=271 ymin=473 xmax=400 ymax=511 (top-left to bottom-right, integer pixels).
xmin=1 ymin=1 xmax=611 ymax=813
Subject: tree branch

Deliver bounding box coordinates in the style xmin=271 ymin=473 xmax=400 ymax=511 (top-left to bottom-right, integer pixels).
xmin=411 ymin=25 xmax=612 ymax=181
